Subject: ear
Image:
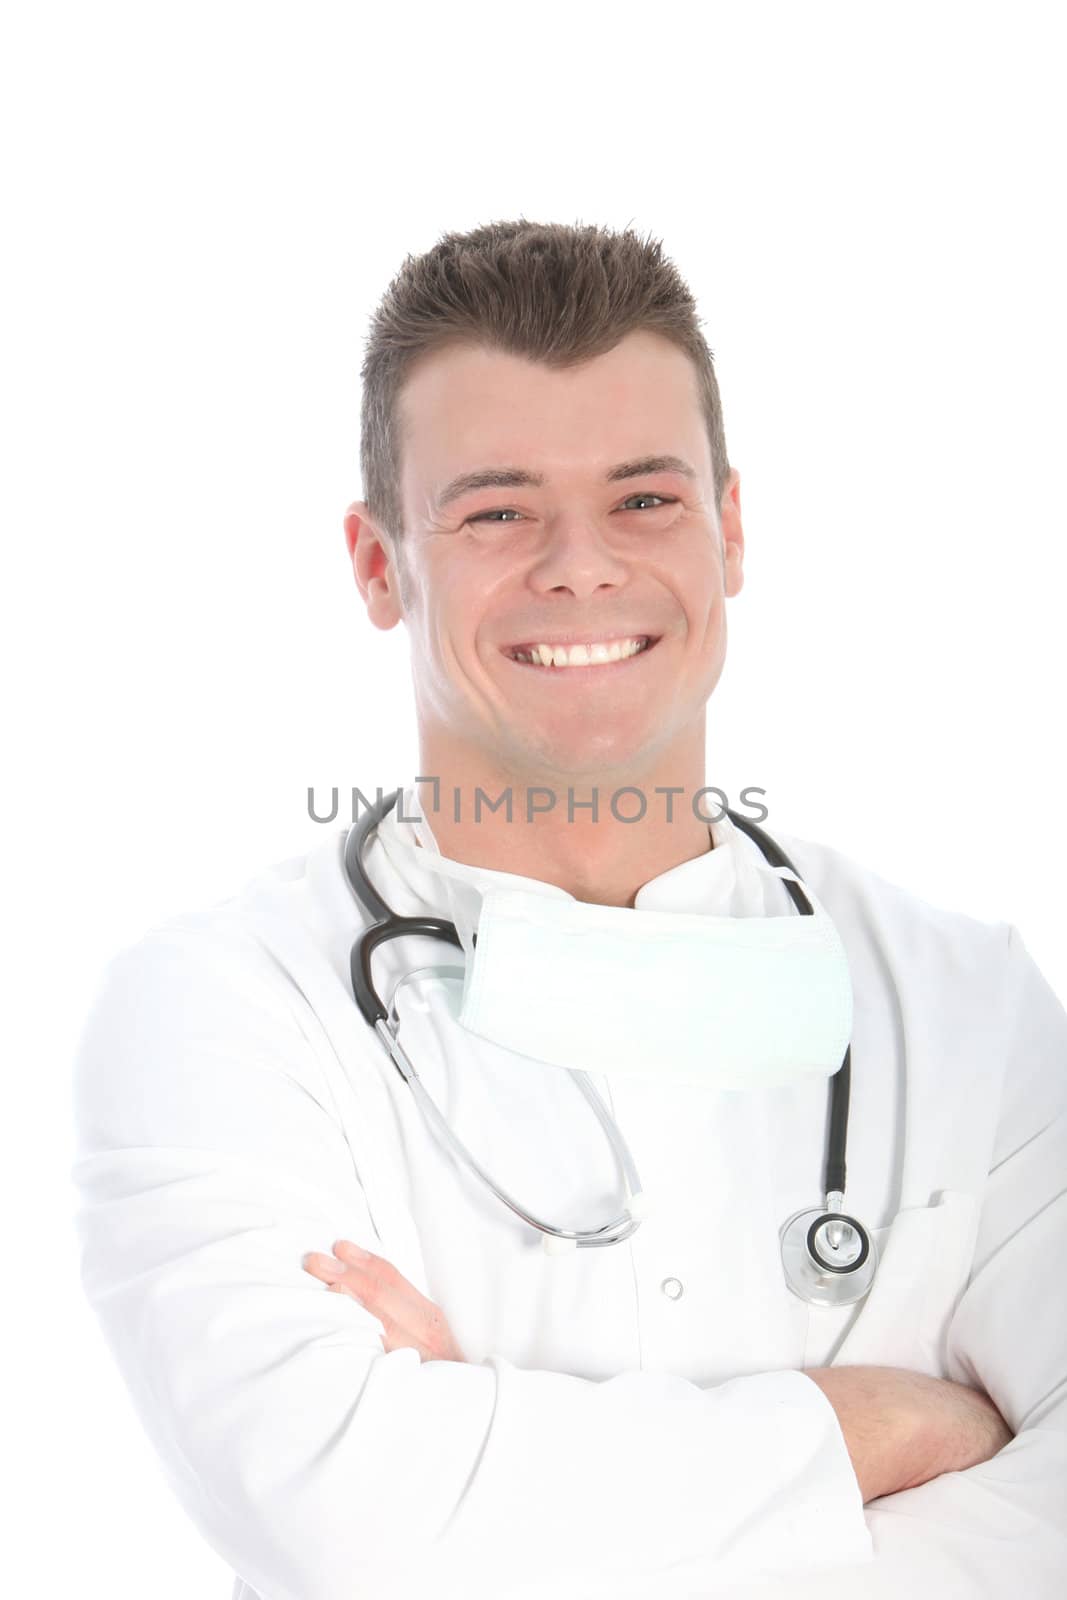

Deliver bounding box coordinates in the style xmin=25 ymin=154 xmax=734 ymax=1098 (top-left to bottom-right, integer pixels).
xmin=720 ymin=469 xmax=744 ymax=598
xmin=344 ymin=500 xmax=405 ymax=629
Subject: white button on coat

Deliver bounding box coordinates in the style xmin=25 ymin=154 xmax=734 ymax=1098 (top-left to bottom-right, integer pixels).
xmin=70 ymin=784 xmax=1067 ymax=1599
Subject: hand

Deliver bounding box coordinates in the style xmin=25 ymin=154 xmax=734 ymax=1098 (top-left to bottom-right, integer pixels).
xmin=303 ymin=1240 xmax=467 ymax=1363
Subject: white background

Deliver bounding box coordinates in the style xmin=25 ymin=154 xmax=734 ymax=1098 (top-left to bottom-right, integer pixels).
xmin=4 ymin=2 xmax=1064 ymax=1594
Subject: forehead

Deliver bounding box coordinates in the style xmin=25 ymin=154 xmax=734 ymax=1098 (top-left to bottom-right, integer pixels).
xmin=397 ymin=330 xmax=711 ymax=512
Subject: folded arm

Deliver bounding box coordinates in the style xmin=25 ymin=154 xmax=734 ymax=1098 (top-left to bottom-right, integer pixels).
xmin=71 ymin=925 xmax=872 ymax=1600
xmin=700 ymin=923 xmax=1067 ymax=1600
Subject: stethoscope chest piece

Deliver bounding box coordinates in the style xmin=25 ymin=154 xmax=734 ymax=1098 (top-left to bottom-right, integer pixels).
xmin=780 ymin=1204 xmax=879 ymax=1308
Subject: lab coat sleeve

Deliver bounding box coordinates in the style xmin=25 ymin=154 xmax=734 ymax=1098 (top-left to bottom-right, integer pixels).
xmin=861 ymin=924 xmax=1067 ymax=1593
xmin=70 ymin=924 xmax=873 ymax=1600
xmin=706 ymin=921 xmax=1067 ymax=1600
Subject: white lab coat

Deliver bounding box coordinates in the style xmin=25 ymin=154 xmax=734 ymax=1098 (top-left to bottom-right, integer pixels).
xmin=70 ymin=783 xmax=1067 ymax=1600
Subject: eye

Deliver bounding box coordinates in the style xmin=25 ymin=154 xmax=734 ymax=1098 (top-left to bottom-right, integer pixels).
xmin=467 ymin=493 xmax=677 ymax=525
xmin=621 ymin=493 xmax=675 ymax=511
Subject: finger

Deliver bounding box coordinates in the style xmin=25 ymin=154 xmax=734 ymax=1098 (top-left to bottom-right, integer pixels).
xmin=304 ymin=1250 xmax=401 ymax=1333
xmin=331 ymin=1243 xmax=435 ymax=1339
xmin=329 ymin=1243 xmax=464 ymax=1362
xmin=302 ymin=1251 xmax=348 ymax=1283
xmin=324 ymin=1276 xmax=429 ymax=1360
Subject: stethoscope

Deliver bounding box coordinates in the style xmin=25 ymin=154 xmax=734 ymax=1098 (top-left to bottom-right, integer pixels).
xmin=343 ymin=788 xmax=878 ymax=1307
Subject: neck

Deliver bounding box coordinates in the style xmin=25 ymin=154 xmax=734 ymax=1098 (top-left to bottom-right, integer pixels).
xmin=409 ymin=736 xmax=716 ymax=908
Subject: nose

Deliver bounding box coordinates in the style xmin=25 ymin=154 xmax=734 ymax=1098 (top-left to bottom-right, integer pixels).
xmin=526 ymin=513 xmax=631 ymax=601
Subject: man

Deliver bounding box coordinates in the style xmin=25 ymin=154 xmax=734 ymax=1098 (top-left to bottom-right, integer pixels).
xmin=71 ymin=220 xmax=1066 ymax=1600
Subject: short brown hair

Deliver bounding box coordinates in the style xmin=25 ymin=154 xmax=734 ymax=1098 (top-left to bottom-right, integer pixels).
xmin=359 ymin=218 xmax=732 ymax=547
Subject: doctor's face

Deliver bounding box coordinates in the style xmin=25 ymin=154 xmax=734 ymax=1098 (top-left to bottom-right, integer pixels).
xmin=347 ymin=330 xmax=744 ymax=783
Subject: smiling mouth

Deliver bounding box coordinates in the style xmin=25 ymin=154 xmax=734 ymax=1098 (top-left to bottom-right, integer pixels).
xmin=503 ymin=635 xmax=661 ymax=670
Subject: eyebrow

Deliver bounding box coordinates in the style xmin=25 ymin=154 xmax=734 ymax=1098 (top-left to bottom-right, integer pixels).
xmin=433 ymin=453 xmax=699 ymax=512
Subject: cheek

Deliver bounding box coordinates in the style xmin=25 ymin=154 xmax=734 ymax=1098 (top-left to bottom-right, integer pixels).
xmin=672 ymin=576 xmax=726 ymax=663
xmin=671 ymin=559 xmax=721 ymax=625
xmin=435 ymin=562 xmax=512 ymax=663
xmin=414 ymin=595 xmax=490 ymax=700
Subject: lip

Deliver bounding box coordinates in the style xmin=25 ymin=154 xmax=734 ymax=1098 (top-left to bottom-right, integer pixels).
xmin=501 ymin=635 xmax=663 ymax=672
xmin=502 ymin=632 xmax=660 ymax=653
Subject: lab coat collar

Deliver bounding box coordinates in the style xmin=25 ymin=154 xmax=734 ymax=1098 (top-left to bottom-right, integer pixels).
xmin=373 ymin=779 xmax=779 ymax=922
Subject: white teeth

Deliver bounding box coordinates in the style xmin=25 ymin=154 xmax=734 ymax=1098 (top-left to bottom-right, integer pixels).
xmin=511 ymin=636 xmax=651 ymax=668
